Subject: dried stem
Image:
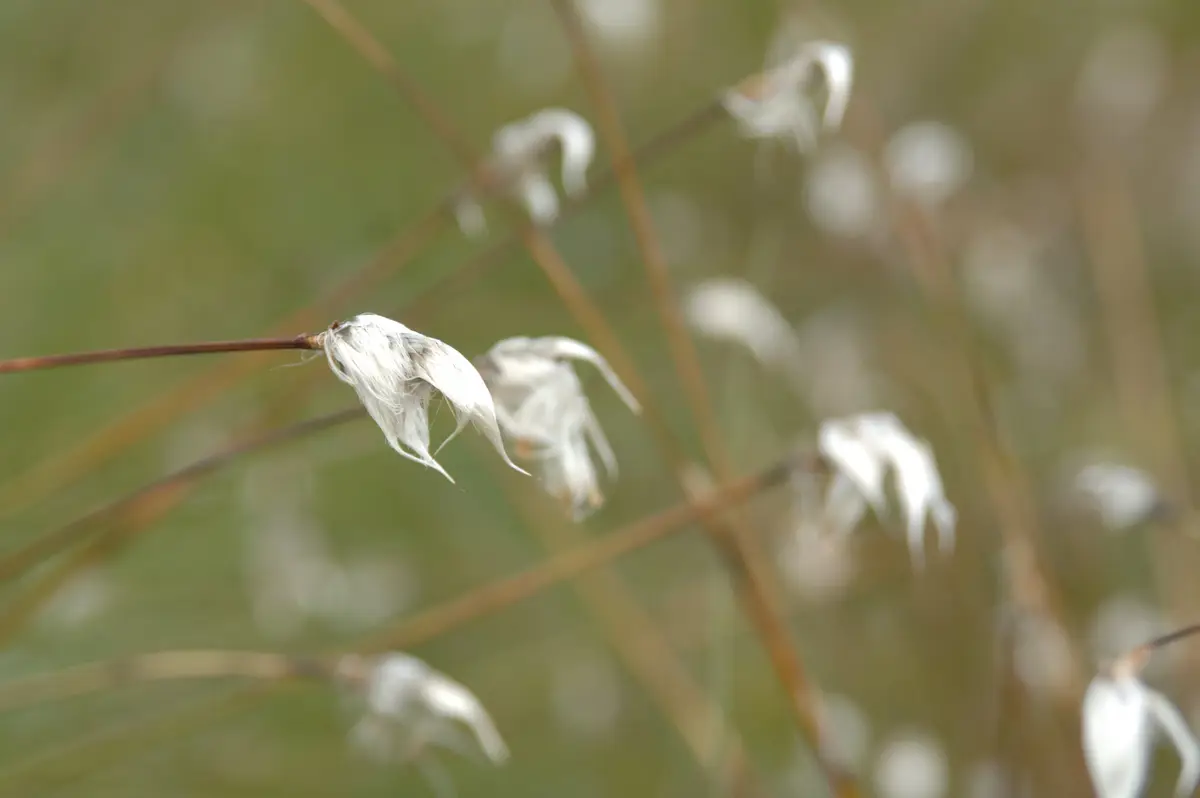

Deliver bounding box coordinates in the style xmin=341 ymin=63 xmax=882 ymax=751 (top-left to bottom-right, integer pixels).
xmin=361 ymin=455 xmax=797 ymax=653
xmin=0 ymin=455 xmax=796 ymax=716
xmin=0 ymin=97 xmax=725 ymax=526
xmin=0 ymin=688 xmax=261 ymax=790
xmin=0 ymin=334 xmax=322 ymax=374
xmin=0 ymin=205 xmax=446 ymax=522
xmin=1077 ymin=153 xmax=1200 ymax=637
xmin=850 ymin=100 xmax=1086 ymax=708
xmin=0 ymin=408 xmax=363 ymax=584
xmin=549 ymin=3 xmax=850 ymax=793
xmin=0 ymin=651 xmax=334 ymax=714
xmin=303 ymin=1 xmax=851 ymax=788
xmin=487 ymin=456 xmax=764 ymax=797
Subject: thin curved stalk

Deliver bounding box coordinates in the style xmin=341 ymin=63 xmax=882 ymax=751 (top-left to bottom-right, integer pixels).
xmin=0 ymin=334 xmax=321 ymax=374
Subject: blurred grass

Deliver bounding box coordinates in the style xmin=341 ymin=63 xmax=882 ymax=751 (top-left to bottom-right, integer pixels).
xmin=2 ymin=0 xmax=1200 ymax=795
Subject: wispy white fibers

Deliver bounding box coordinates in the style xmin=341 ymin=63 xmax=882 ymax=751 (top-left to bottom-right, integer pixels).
xmin=454 ymin=108 xmax=595 ymax=236
xmin=319 ymin=313 xmax=526 ymax=482
xmin=722 ymin=41 xmax=853 ymax=152
xmin=1083 ymin=664 xmax=1200 ymax=798
xmin=340 ymin=652 xmax=509 ymax=765
xmin=817 ymin=413 xmax=956 ymax=571
xmin=479 ymin=336 xmax=639 ymax=517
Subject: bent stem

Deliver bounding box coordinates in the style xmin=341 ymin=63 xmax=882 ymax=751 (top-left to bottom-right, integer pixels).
xmin=0 ymin=651 xmax=336 ymax=715
xmin=0 ymin=334 xmax=322 ymax=374
xmin=303 ymin=1 xmax=851 ymax=789
xmin=0 ymin=407 xmax=364 ymax=584
xmin=549 ymin=2 xmax=852 ymax=794
xmin=0 ymin=409 xmax=364 ymax=645
xmin=486 ymin=454 xmax=764 ymax=797
xmin=0 ymin=455 xmax=798 ymax=720
xmin=0 ymin=204 xmax=446 ymax=522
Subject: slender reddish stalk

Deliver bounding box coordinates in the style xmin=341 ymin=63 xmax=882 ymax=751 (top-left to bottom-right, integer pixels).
xmin=0 ymin=99 xmax=725 ymax=524
xmin=549 ymin=3 xmax=852 ymax=793
xmin=0 ymin=205 xmax=444 ymax=520
xmin=0 ymin=334 xmax=322 ymax=374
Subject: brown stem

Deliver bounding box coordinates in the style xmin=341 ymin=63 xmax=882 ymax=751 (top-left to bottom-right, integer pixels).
xmin=0 ymin=456 xmax=795 ymax=716
xmin=361 ymin=455 xmax=798 ymax=653
xmin=0 ymin=205 xmax=446 ymax=523
xmin=0 ymin=651 xmax=335 ymax=715
xmin=1138 ymin=622 xmax=1200 ymax=657
xmin=485 ymin=453 xmax=765 ymax=797
xmin=549 ymin=2 xmax=852 ymax=793
xmin=303 ymin=0 xmax=849 ymax=788
xmin=0 ymin=334 xmax=322 ymax=374
xmin=0 ymin=407 xmax=364 ymax=584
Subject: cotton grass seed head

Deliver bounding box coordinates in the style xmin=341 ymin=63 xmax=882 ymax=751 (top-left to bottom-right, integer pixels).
xmin=453 ymin=108 xmax=595 ymax=236
xmin=1082 ymin=659 xmax=1200 ymax=798
xmin=723 ymin=40 xmax=853 ymax=152
xmin=338 ymin=652 xmax=509 ymax=766
xmin=318 ymin=313 xmax=526 ymax=482
xmin=816 ymin=412 xmax=956 ymax=571
xmin=478 ymin=336 xmax=639 ymax=518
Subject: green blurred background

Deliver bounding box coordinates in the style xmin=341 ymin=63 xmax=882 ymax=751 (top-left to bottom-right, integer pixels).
xmin=3 ymin=0 xmax=1200 ymax=795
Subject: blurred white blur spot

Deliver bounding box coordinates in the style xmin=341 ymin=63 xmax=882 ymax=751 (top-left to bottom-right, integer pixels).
xmin=964 ymin=760 xmax=1026 ymax=798
xmin=777 ymin=507 xmax=858 ymax=603
xmin=819 ymin=693 xmax=873 ymax=772
xmin=36 ymin=568 xmax=112 ymax=632
xmin=1074 ymin=462 xmax=1168 ymax=531
xmin=497 ymin=5 xmax=572 ymax=96
xmin=166 ymin=20 xmax=263 ymax=124
xmin=1012 ymin=615 xmax=1076 ymax=699
xmin=1088 ymin=595 xmax=1168 ymax=664
xmin=647 ymin=191 xmax=731 ymax=272
xmin=961 ymin=221 xmax=1086 ymax=386
xmin=454 ymin=109 xmax=594 ymax=236
xmin=684 ymin=278 xmax=804 ymax=380
xmin=1077 ymin=25 xmax=1168 ymax=138
xmin=805 ymin=145 xmax=881 ymax=238
xmin=576 ymin=0 xmax=660 ymax=50
xmin=817 ymin=413 xmax=956 ymax=572
xmin=341 ymin=652 xmax=508 ymax=765
xmin=241 ymin=456 xmax=415 ymax=638
xmin=873 ymin=730 xmax=949 ymax=798
xmin=723 ymin=41 xmax=853 ymax=152
xmin=884 ymin=122 xmax=973 ymax=207
xmin=794 ymin=306 xmax=886 ymax=416
xmin=550 ymin=652 xmax=622 ymax=739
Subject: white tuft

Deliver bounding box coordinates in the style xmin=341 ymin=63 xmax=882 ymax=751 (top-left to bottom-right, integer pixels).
xmin=480 ymin=336 xmax=638 ymax=518
xmin=816 ymin=412 xmax=956 ymax=571
xmin=1083 ymin=671 xmax=1200 ymax=798
xmin=347 ymin=652 xmax=509 ymax=766
xmin=320 ymin=313 xmax=526 ymax=482
xmin=722 ymin=41 xmax=853 ymax=152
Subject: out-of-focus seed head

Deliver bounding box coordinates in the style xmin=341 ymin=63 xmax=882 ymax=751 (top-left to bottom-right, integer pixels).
xmin=479 ymin=336 xmax=638 ymax=518
xmin=454 ymin=108 xmax=595 ymax=236
xmin=722 ymin=41 xmax=853 ymax=152
xmin=338 ymin=652 xmax=509 ymax=766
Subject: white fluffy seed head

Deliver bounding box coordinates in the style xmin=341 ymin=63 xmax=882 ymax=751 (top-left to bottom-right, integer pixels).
xmin=816 ymin=412 xmax=956 ymax=571
xmin=723 ymin=40 xmax=854 ymax=151
xmin=340 ymin=652 xmax=509 ymax=765
xmin=1080 ymin=667 xmax=1200 ymax=798
xmin=320 ymin=313 xmax=526 ymax=482
xmin=479 ymin=336 xmax=637 ymax=518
